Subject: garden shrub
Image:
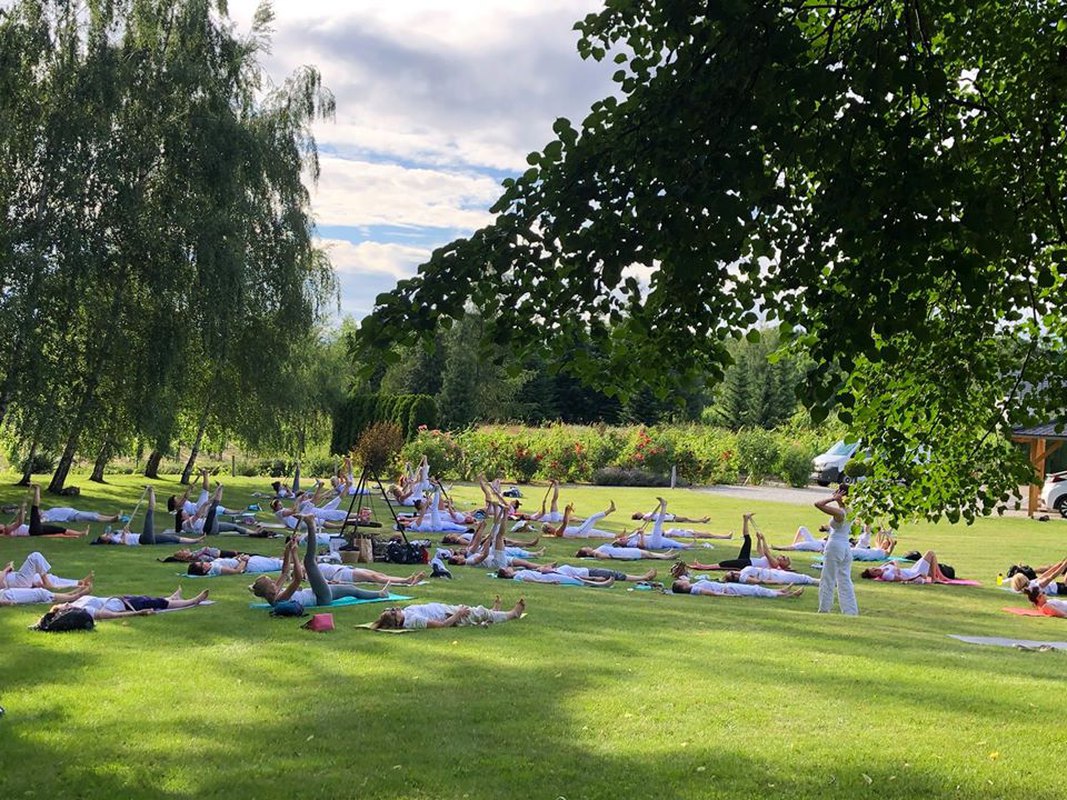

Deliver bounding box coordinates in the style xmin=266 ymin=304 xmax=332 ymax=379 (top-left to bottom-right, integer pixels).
xmin=736 ymin=428 xmax=780 ymax=484
xmin=778 ymin=445 xmax=814 ymax=487
xmin=592 ymin=467 xmax=671 ymax=487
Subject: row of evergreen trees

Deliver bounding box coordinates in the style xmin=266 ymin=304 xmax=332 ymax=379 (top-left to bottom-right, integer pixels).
xmin=364 ymin=314 xmax=805 ymax=430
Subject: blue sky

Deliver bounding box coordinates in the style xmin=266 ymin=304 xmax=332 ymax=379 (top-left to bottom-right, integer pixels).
xmin=227 ymin=0 xmax=616 ymax=320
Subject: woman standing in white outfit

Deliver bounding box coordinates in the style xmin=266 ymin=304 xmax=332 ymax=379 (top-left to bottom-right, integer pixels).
xmin=815 ymin=486 xmax=858 ymax=615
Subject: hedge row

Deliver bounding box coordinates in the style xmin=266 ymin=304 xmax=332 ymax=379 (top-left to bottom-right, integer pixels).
xmin=396 ymin=423 xmax=837 ymax=487
xmin=331 ymin=394 xmax=438 ymax=454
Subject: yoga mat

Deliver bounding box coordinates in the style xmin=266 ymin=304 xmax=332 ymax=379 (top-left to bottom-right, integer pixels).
xmin=939 ymin=579 xmax=982 ymax=586
xmin=949 ymin=635 xmax=1067 ymax=650
xmin=250 ymin=593 xmax=411 ymax=610
xmin=1003 ymin=607 xmax=1048 ymax=617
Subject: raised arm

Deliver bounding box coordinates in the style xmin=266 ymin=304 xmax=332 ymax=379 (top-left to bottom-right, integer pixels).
xmin=814 ymin=491 xmax=846 ymax=523
xmin=1035 ymin=557 xmax=1067 ymax=588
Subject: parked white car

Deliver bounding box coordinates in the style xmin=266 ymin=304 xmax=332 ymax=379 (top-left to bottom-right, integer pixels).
xmin=811 ymin=440 xmax=861 ymax=486
xmin=1040 ymin=471 xmax=1067 ymax=517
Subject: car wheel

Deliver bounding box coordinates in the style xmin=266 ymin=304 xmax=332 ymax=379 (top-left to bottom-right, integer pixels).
xmin=1056 ymin=495 xmax=1067 ymax=518
xmin=816 ymin=480 xmax=829 ymax=487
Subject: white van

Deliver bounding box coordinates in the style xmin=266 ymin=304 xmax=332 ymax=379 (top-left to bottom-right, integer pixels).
xmin=811 ymin=440 xmax=861 ymax=486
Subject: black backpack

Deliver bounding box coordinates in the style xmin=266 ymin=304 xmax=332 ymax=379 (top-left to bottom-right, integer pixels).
xmin=1008 ymin=564 xmax=1038 ymax=581
xmin=385 ymin=541 xmax=428 ymax=564
xmin=35 ymin=608 xmax=95 ymax=632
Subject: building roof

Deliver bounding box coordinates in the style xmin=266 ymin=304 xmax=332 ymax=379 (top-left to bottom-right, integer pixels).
xmin=1013 ymin=422 xmax=1067 ymax=441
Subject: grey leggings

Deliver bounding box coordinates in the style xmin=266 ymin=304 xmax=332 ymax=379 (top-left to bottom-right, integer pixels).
xmin=302 ymin=520 xmax=380 ymax=605
xmin=139 ymin=505 xmax=182 ymax=545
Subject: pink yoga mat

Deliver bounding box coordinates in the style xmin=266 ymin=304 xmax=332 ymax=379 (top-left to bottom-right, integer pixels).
xmin=1003 ymin=607 xmax=1048 ymax=617
xmin=940 ymin=579 xmax=982 ymax=586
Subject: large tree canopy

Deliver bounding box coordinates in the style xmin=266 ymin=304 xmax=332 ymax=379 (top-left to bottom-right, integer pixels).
xmin=363 ymin=0 xmax=1067 ymax=522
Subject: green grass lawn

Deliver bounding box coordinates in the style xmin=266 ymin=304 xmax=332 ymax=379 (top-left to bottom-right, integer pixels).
xmin=1 ymin=472 xmax=1064 ymax=799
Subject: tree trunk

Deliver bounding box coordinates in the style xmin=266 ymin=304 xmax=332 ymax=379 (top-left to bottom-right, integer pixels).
xmin=180 ymin=411 xmax=210 ymax=485
xmin=90 ymin=440 xmax=112 ymax=483
xmin=48 ymin=434 xmax=79 ymax=494
xmin=17 ymin=440 xmax=37 ymax=486
xmin=144 ymin=450 xmax=163 ymax=479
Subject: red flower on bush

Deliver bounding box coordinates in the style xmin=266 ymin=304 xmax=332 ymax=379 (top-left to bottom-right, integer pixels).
xmin=417 ymin=424 xmax=428 ymax=432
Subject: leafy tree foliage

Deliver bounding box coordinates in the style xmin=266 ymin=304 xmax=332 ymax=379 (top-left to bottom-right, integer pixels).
xmin=364 ymin=0 xmax=1067 ymax=522
xmin=0 ymin=0 xmax=335 ymax=488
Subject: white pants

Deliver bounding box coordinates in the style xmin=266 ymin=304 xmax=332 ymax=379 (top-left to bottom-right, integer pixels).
xmin=564 ymin=511 xmax=614 ymax=538
xmin=462 ymin=606 xmax=510 ymax=626
xmin=818 ymin=537 xmax=858 ymax=615
xmin=41 ymin=508 xmax=102 ymax=523
xmin=0 ymin=587 xmax=55 ymax=604
xmin=2 ymin=552 xmax=80 ymax=589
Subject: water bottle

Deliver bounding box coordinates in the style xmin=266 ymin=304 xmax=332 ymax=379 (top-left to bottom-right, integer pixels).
xmin=996 ymin=572 xmax=1004 ymax=586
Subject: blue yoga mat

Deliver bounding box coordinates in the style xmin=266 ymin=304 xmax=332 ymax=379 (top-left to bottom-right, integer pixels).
xmin=250 ymin=593 xmax=412 ymax=610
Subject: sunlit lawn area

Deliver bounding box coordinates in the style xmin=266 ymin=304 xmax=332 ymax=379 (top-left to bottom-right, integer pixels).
xmin=1 ymin=472 xmax=1064 ymax=799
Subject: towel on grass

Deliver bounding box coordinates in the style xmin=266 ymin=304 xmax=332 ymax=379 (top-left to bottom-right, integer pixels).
xmin=1003 ymin=607 xmax=1050 ymax=617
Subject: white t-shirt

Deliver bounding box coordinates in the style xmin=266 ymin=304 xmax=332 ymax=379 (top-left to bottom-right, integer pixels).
xmin=827 ymin=515 xmax=853 ymax=542
xmin=289 ymin=589 xmax=322 ymax=607
xmin=512 ymin=569 xmax=564 ymax=583
xmin=245 ymin=556 xmax=282 ymax=573
xmin=71 ymin=595 xmax=127 ymax=618
xmin=402 ymin=602 xmax=457 ymax=629
xmin=555 ymin=565 xmax=590 ymax=579
xmin=593 ymin=545 xmax=643 ymax=560
xmin=1028 ymin=579 xmax=1060 ymax=596
xmin=41 ymin=507 xmax=76 ymax=522
xmin=207 ymin=558 xmax=241 ymax=576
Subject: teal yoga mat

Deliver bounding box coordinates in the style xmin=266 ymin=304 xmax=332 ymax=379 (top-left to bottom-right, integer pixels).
xmin=250 ymin=593 xmax=412 ymax=610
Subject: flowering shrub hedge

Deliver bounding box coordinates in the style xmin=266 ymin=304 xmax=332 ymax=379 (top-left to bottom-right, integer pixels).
xmin=397 ymin=423 xmax=836 ymax=486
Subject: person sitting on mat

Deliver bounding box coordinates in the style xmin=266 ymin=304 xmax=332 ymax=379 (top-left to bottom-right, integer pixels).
xmin=37 ymin=586 xmax=209 ymax=622
xmin=370 ymin=595 xmax=525 ymax=630
xmin=249 ymin=518 xmax=388 ymax=608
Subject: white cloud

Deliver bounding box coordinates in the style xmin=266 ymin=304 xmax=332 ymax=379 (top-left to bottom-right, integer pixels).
xmin=221 ymin=0 xmax=617 ymax=317
xmin=312 ymin=156 xmax=499 ymax=230
xmin=318 ymin=238 xmax=432 ymax=281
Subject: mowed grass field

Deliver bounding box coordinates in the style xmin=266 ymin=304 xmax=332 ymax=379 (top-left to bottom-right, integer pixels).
xmin=1 ymin=472 xmax=1065 ymax=800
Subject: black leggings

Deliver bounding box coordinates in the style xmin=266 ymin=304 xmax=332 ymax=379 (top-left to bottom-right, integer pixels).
xmin=29 ymin=505 xmax=66 ymax=536
xmin=717 ymin=534 xmax=754 ymax=570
